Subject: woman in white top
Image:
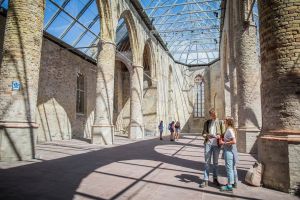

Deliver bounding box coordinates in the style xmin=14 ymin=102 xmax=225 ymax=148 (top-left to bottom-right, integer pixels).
xmin=219 ymin=117 xmax=239 ymax=192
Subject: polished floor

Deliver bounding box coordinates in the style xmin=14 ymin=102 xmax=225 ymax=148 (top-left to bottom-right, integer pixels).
xmin=0 ymin=135 xmax=298 ymax=200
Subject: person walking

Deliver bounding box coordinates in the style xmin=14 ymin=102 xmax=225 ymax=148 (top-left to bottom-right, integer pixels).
xmin=174 ymin=121 xmax=181 ymax=140
xmin=200 ymin=108 xmax=224 ymax=188
xmin=158 ymin=120 xmax=164 ymax=140
xmin=219 ymin=117 xmax=239 ymax=192
xmin=169 ymin=121 xmax=175 ymax=141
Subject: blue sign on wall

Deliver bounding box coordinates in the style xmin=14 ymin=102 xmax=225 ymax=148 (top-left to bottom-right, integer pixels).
xmin=12 ymin=81 xmax=21 ymax=91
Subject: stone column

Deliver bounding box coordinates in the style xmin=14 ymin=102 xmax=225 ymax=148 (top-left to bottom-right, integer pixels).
xmin=228 ymin=59 xmax=239 ymax=126
xmin=236 ymin=5 xmax=262 ymax=154
xmin=129 ymin=64 xmax=144 ymax=139
xmin=92 ymin=40 xmax=116 ymax=145
xmin=257 ymin=0 xmax=300 ymax=193
xmin=0 ymin=0 xmax=44 ymax=161
xmin=228 ymin=1 xmax=239 ymax=128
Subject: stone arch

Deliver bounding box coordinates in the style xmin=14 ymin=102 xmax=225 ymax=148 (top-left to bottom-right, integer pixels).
xmin=143 ymin=39 xmax=156 ymax=81
xmin=142 ymin=39 xmax=158 ymax=137
xmin=117 ymin=10 xmax=140 ymax=65
xmin=113 ymin=60 xmax=131 ymax=137
xmin=143 ymin=39 xmax=156 ymax=87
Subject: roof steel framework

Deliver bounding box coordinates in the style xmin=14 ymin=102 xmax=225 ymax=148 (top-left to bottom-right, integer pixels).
xmin=0 ymin=0 xmax=259 ymax=65
xmin=140 ymin=0 xmax=222 ymax=64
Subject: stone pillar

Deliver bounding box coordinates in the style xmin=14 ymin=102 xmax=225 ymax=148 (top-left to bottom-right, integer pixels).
xmin=0 ymin=0 xmax=44 ymax=161
xmin=228 ymin=59 xmax=239 ymax=126
xmin=129 ymin=64 xmax=144 ymax=139
xmin=257 ymin=0 xmax=300 ymax=193
xmin=236 ymin=7 xmax=262 ymax=154
xmin=228 ymin=1 xmax=239 ymax=128
xmin=92 ymin=40 xmax=116 ymax=145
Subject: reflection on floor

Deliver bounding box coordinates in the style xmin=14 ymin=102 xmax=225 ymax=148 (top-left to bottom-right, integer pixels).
xmin=0 ymin=135 xmax=297 ymax=200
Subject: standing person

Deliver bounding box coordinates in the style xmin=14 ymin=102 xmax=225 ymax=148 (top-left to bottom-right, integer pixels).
xmin=174 ymin=121 xmax=181 ymax=140
xmin=200 ymin=108 xmax=224 ymax=188
xmin=169 ymin=121 xmax=175 ymax=141
xmin=158 ymin=121 xmax=164 ymax=140
xmin=219 ymin=117 xmax=239 ymax=192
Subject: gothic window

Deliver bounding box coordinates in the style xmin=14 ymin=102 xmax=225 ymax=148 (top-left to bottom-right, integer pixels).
xmin=194 ymin=75 xmax=205 ymax=118
xmin=76 ymin=73 xmax=85 ymax=114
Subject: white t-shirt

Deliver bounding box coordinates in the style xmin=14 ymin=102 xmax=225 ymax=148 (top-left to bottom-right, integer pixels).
xmin=224 ymin=128 xmax=235 ymax=143
xmin=208 ymin=120 xmax=218 ymax=146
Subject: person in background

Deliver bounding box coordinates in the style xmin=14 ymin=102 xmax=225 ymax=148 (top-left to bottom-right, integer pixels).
xmin=200 ymin=108 xmax=224 ymax=188
xmin=169 ymin=121 xmax=175 ymax=141
xmin=219 ymin=116 xmax=239 ymax=192
xmin=158 ymin=120 xmax=164 ymax=140
xmin=174 ymin=121 xmax=181 ymax=141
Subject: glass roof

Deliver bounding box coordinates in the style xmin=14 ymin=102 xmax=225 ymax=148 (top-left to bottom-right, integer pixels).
xmin=0 ymin=0 xmax=9 ymax=9
xmin=1 ymin=0 xmax=259 ymax=66
xmin=44 ymin=0 xmax=100 ymax=59
xmin=140 ymin=0 xmax=221 ymax=65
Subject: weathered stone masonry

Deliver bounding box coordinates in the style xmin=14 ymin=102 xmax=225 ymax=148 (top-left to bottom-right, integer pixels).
xmin=257 ymin=0 xmax=300 ymax=193
xmin=0 ymin=0 xmax=44 ymax=161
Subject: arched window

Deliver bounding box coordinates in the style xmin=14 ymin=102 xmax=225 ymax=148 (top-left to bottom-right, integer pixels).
xmin=194 ymin=75 xmax=205 ymax=117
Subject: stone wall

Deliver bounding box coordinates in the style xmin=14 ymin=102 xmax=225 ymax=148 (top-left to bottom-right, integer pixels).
xmin=257 ymin=0 xmax=300 ymax=193
xmin=186 ymin=66 xmax=208 ymax=133
xmin=0 ymin=15 xmax=5 ymax=63
xmin=113 ymin=61 xmax=131 ymax=136
xmin=209 ymin=61 xmax=225 ymax=119
xmin=37 ymin=37 xmax=97 ymax=142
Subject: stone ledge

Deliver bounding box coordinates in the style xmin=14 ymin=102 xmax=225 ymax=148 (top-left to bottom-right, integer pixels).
xmin=0 ymin=122 xmax=39 ymax=128
xmin=260 ymin=130 xmax=300 ymax=143
xmin=260 ymin=136 xmax=300 ymax=143
xmin=92 ymin=124 xmax=114 ymax=127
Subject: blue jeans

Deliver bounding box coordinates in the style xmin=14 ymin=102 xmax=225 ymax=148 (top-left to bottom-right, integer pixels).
xmin=224 ymin=149 xmax=237 ymax=185
xmin=203 ymin=143 xmax=220 ymax=180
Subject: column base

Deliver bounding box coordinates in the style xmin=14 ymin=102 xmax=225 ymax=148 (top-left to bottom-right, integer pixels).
xmin=0 ymin=122 xmax=38 ymax=161
xmin=92 ymin=125 xmax=114 ymax=145
xmin=129 ymin=125 xmax=144 ymax=140
xmin=237 ymin=127 xmax=260 ymax=154
xmin=258 ymin=130 xmax=300 ymax=194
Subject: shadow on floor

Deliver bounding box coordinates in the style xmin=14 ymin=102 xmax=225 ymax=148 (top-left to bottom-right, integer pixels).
xmin=0 ymin=135 xmax=250 ymax=200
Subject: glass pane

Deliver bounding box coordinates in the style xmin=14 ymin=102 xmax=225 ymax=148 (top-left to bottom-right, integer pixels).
xmin=78 ymin=0 xmax=98 ymax=27
xmin=64 ymin=0 xmax=87 ymax=17
xmin=52 ymin=0 xmax=66 ymax=7
xmin=62 ymin=22 xmax=85 ymax=45
xmin=44 ymin=0 xmax=59 ymax=26
xmin=46 ymin=12 xmax=73 ymax=37
xmin=90 ymin=18 xmax=100 ymax=35
xmin=75 ymin=31 xmax=96 ymax=52
xmin=0 ymin=0 xmax=9 ymax=9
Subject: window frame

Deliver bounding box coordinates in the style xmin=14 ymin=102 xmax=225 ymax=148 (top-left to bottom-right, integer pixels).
xmin=194 ymin=75 xmax=205 ymax=118
xmin=76 ymin=72 xmax=85 ymax=115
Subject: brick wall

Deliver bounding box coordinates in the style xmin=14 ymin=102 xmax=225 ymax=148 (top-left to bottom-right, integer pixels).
xmin=37 ymin=37 xmax=97 ymax=142
xmin=259 ymin=1 xmax=300 ymax=131
xmin=0 ymin=15 xmax=5 ymax=63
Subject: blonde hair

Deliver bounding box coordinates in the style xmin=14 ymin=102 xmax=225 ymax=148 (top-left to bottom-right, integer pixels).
xmin=209 ymin=108 xmax=215 ymax=114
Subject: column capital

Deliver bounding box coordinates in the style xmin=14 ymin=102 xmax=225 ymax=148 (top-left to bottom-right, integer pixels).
xmin=132 ymin=64 xmax=143 ymax=69
xmin=99 ymin=39 xmax=116 ymax=47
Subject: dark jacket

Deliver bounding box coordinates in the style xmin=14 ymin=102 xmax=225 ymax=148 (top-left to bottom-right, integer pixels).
xmin=202 ymin=119 xmax=225 ymax=143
